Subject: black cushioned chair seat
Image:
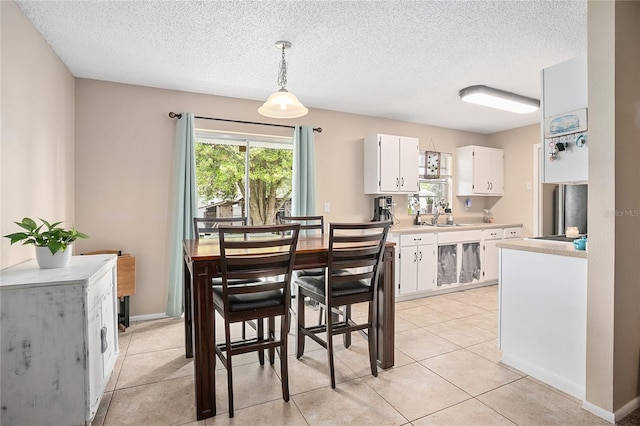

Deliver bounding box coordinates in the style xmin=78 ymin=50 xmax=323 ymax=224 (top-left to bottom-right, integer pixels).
xmin=295 ymin=268 xmax=324 ymax=277
xmin=297 ymin=275 xmax=370 ymax=298
xmin=213 ymin=287 xmax=283 ymax=312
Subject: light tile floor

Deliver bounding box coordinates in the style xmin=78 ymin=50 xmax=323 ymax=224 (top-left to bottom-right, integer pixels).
xmin=94 ymin=285 xmax=611 ymax=425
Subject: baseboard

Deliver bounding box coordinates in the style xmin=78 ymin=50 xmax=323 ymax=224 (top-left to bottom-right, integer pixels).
xmin=582 ymin=401 xmax=615 ymax=424
xmin=129 ymin=312 xmax=169 ymax=322
xmin=501 ymin=353 xmax=585 ymax=400
xmin=581 ymin=394 xmax=640 ymax=424
xmin=615 ymin=397 xmax=640 ymax=423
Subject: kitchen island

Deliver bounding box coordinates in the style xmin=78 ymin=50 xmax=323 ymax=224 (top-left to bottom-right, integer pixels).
xmin=497 ymin=238 xmax=587 ymax=400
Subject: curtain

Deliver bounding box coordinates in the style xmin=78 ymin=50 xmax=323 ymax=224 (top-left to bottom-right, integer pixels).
xmin=166 ymin=112 xmax=197 ymax=317
xmin=292 ymin=125 xmax=316 ymax=217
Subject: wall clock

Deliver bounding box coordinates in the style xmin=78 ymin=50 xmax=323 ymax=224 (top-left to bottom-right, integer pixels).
xmin=425 ymin=151 xmax=441 ymax=178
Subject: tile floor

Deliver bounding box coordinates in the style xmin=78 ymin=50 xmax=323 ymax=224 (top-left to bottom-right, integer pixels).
xmin=93 ymin=285 xmax=611 ymax=425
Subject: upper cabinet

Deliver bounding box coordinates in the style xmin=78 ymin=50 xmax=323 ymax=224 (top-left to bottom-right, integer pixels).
xmin=456 ymin=145 xmax=504 ymax=196
xmin=364 ymin=134 xmax=419 ymax=194
xmin=541 ymin=55 xmax=588 ymax=184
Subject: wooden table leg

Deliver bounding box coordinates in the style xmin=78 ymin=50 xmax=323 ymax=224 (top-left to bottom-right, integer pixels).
xmin=184 ymin=259 xmax=193 ymax=358
xmin=377 ymin=246 xmax=395 ymax=369
xmin=192 ymin=261 xmax=216 ymax=419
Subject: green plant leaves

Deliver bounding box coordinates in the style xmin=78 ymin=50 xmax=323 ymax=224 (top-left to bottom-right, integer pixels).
xmin=3 ymin=217 xmax=89 ymax=254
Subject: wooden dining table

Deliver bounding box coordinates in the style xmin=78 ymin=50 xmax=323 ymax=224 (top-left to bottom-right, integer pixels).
xmin=183 ymin=234 xmax=396 ymax=420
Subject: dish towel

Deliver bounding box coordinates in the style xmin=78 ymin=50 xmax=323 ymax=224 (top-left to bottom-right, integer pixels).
xmin=459 ymin=242 xmax=481 ymax=283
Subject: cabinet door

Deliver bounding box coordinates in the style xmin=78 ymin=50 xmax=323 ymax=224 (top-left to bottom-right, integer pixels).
xmin=399 ymin=246 xmax=418 ymax=295
xmin=473 ymin=147 xmax=503 ymax=195
xmin=483 ymin=239 xmax=500 ymax=282
xmin=398 ymin=137 xmax=419 ymax=192
xmin=417 ymin=244 xmax=437 ymax=292
xmin=379 ymin=135 xmax=400 ymax=192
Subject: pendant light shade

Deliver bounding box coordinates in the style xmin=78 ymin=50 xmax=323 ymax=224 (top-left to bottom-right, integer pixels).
xmin=258 ymin=89 xmax=309 ymax=118
xmin=258 ymin=40 xmax=308 ymax=119
xmin=459 ymin=85 xmax=539 ymax=114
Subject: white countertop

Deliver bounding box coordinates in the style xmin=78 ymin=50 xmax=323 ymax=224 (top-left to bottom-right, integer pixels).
xmin=0 ymin=254 xmax=117 ymax=289
xmin=390 ymin=222 xmax=522 ymax=235
xmin=497 ymin=239 xmax=587 ymax=259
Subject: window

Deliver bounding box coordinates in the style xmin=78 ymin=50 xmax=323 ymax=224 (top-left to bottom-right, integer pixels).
xmin=408 ymin=152 xmax=453 ymax=214
xmin=194 ymin=130 xmax=293 ymax=225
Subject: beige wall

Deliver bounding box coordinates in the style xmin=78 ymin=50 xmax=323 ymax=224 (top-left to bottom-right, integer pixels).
xmin=487 ymin=124 xmax=540 ymax=236
xmin=612 ymin=1 xmax=640 ymax=410
xmin=586 ymin=0 xmax=640 ymax=415
xmin=74 ymin=80 xmax=506 ymax=316
xmin=2 ymin=0 xmax=540 ymax=319
xmin=0 ymin=1 xmax=75 ymax=269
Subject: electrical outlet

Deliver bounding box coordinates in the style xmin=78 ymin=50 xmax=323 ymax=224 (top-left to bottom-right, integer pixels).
xmin=324 ymin=202 xmax=330 ymax=212
xmin=526 ymin=182 xmax=532 ymax=190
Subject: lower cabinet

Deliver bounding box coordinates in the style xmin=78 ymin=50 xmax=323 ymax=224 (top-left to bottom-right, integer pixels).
xmin=398 ymin=233 xmax=437 ymax=296
xmin=482 ymin=229 xmax=503 ymax=282
xmin=394 ymin=225 xmax=522 ymax=301
xmin=436 ymin=230 xmax=484 ymax=289
xmin=0 ymin=255 xmax=119 ymax=426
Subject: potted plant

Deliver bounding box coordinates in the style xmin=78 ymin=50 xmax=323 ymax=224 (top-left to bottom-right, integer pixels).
xmin=425 ymin=197 xmax=434 ymax=213
xmin=4 ymin=217 xmax=89 ymax=269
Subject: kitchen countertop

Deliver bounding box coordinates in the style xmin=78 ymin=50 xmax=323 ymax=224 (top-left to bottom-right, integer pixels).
xmin=497 ymin=238 xmax=587 ymax=259
xmin=390 ymin=222 xmax=523 ymax=235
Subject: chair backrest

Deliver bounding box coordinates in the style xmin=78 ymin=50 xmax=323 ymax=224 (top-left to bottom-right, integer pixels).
xmin=218 ymin=223 xmax=301 ymax=315
xmin=193 ymin=217 xmax=248 ymax=238
xmin=278 ymin=215 xmax=324 ymax=234
xmin=327 ymin=221 xmax=391 ymax=298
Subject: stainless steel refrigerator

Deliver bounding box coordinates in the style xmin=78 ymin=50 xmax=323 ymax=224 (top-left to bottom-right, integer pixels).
xmin=554 ymin=184 xmax=588 ymax=235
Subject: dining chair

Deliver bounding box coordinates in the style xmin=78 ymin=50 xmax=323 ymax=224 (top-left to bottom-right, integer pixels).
xmin=295 ymin=221 xmax=391 ymax=388
xmin=193 ymin=216 xmax=247 ymax=238
xmin=277 ymin=215 xmax=326 ymax=327
xmin=193 ymin=216 xmax=257 ymax=341
xmin=215 ymin=223 xmax=300 ymax=417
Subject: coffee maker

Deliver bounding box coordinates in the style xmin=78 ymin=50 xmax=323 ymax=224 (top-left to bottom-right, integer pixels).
xmin=373 ymin=196 xmax=393 ymax=221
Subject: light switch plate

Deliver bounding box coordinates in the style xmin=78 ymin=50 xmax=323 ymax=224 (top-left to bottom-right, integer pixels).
xmin=324 ymin=202 xmax=330 ymax=212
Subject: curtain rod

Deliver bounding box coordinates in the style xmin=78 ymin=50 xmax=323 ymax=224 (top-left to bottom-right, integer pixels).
xmin=168 ymin=112 xmax=322 ymax=133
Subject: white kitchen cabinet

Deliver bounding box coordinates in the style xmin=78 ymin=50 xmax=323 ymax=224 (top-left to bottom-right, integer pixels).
xmin=482 ymin=228 xmax=503 ymax=282
xmin=503 ymin=226 xmax=522 ymax=240
xmin=437 ymin=229 xmax=483 ymax=288
xmin=0 ymin=255 xmax=119 ymax=426
xmin=456 ymin=145 xmax=504 ymax=196
xmin=541 ymin=55 xmax=588 ymax=184
xmin=398 ymin=232 xmax=437 ymax=297
xmin=483 ymin=226 xmax=522 ymax=283
xmin=364 ymin=133 xmax=419 ymax=194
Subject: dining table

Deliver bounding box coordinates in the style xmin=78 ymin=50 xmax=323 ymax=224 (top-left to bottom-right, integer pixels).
xmin=183 ymin=234 xmax=396 ymax=420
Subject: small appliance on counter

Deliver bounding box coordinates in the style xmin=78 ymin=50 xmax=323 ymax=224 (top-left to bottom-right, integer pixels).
xmin=373 ymin=196 xmax=393 ymax=222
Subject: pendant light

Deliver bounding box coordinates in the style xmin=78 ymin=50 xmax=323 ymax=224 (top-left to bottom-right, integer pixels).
xmin=258 ymin=40 xmax=309 ymax=119
xmin=459 ymin=85 xmax=539 ymax=114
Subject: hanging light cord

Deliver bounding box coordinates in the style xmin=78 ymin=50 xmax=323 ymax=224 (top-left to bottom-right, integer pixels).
xmin=277 ymin=44 xmax=287 ymax=90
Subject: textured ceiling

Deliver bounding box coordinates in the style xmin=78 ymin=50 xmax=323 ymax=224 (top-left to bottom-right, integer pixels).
xmin=16 ymin=0 xmax=587 ymax=134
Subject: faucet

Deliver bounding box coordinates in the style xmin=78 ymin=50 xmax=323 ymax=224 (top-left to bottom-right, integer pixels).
xmin=432 ymin=207 xmax=441 ymax=225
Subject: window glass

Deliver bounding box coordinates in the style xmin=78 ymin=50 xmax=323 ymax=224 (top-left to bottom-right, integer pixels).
xmin=194 ymin=130 xmax=293 ymax=225
xmin=409 ymin=152 xmax=453 ymax=214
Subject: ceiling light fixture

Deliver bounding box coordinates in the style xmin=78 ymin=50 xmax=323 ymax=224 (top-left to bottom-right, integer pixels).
xmin=459 ymin=85 xmax=540 ymax=114
xmin=258 ymin=40 xmax=308 ymax=119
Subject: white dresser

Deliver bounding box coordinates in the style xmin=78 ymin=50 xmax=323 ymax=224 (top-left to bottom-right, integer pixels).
xmin=1 ymin=255 xmax=119 ymax=426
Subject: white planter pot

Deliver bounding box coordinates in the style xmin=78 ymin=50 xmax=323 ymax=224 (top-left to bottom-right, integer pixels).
xmin=35 ymin=244 xmax=73 ymax=269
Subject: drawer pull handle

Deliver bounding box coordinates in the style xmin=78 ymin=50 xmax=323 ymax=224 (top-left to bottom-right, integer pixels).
xmin=101 ymin=326 xmax=108 ymax=353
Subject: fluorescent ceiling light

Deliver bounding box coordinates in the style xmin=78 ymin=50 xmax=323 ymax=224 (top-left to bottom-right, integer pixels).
xmin=258 ymin=40 xmax=308 ymax=119
xmin=459 ymin=85 xmax=539 ymax=114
